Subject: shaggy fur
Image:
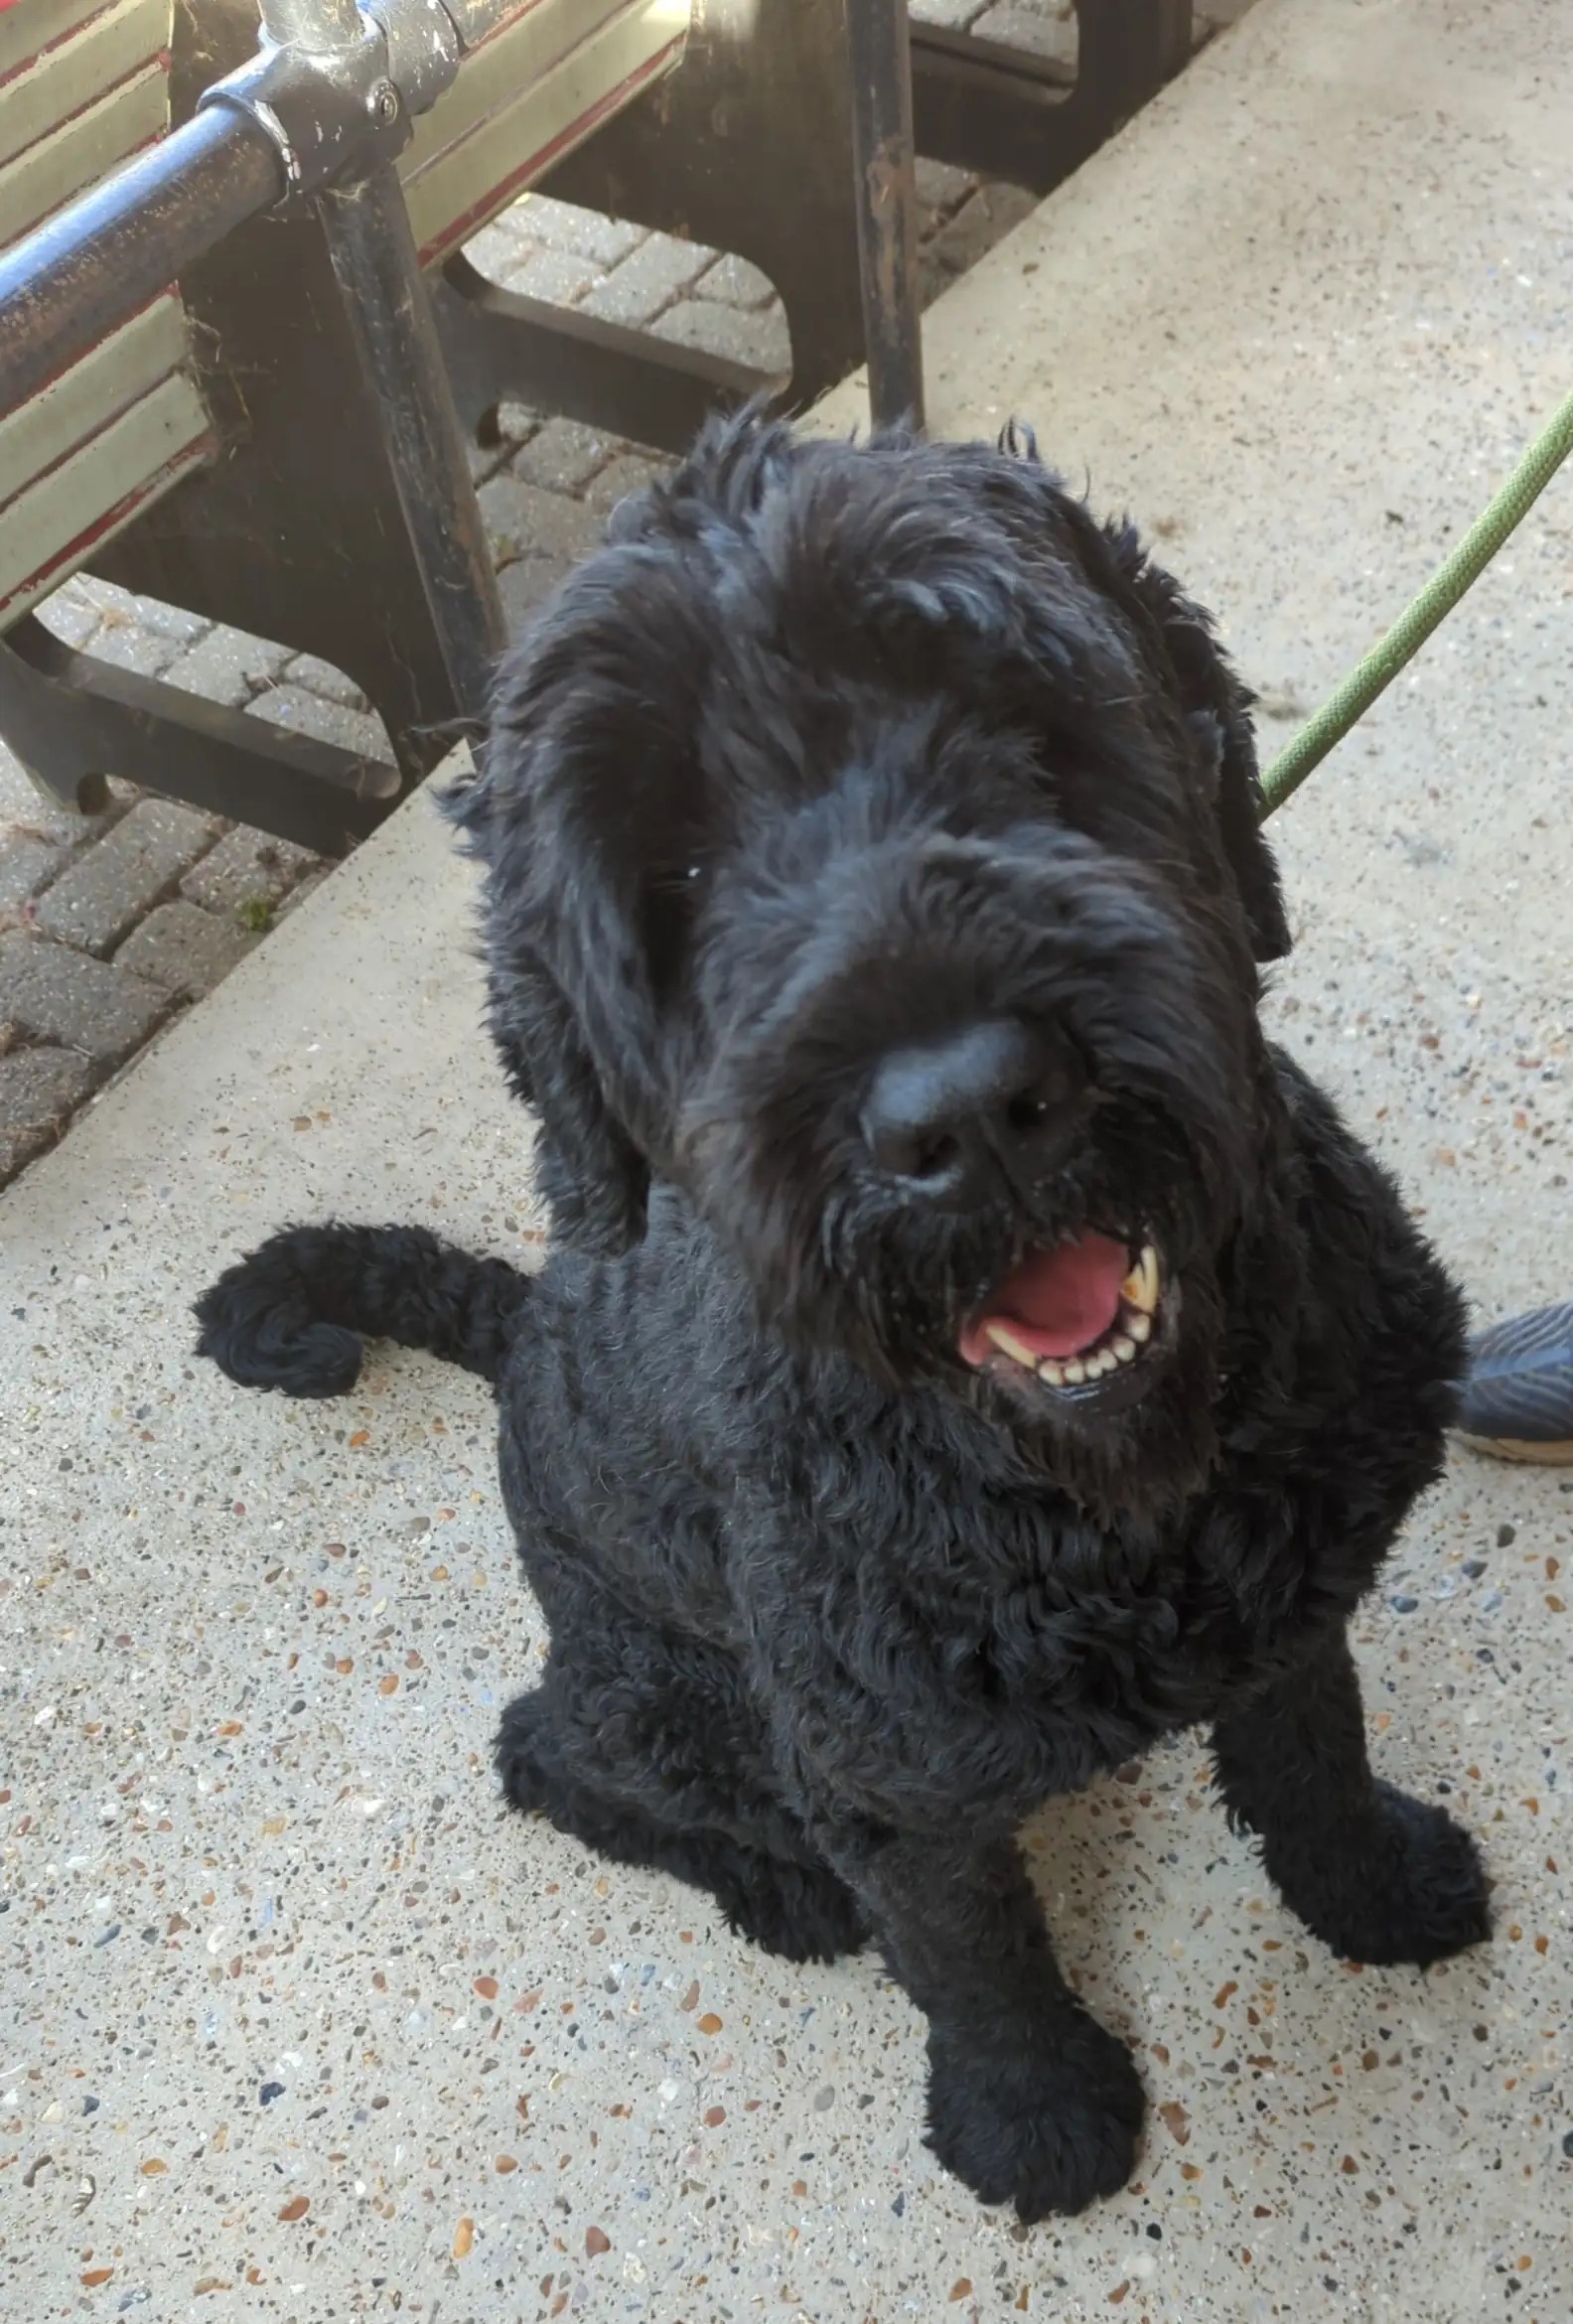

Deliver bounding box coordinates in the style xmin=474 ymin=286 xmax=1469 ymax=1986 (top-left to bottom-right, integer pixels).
xmin=196 ymin=413 xmax=1489 ymax=2220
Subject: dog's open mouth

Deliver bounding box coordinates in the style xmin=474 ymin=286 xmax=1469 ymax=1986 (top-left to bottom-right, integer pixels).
xmin=958 ymin=1230 xmax=1167 ymax=1405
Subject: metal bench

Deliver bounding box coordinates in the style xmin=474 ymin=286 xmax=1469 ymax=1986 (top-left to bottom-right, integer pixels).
xmin=0 ymin=3 xmax=1188 ymax=856
xmin=1 ymin=0 xmax=940 ymax=851
xmin=910 ymin=0 xmax=1192 ymax=195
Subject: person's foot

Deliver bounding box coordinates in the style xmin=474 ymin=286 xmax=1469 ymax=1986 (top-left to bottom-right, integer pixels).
xmin=1455 ymin=1301 xmax=1573 ymax=1464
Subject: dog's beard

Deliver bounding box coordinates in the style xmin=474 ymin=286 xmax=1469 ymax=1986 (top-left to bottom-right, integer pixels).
xmin=682 ymin=1059 xmax=1250 ymax=1517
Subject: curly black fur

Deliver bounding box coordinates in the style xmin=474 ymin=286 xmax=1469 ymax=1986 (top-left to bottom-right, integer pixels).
xmin=195 ymin=1222 xmax=527 ymax=1392
xmin=197 ymin=412 xmax=1487 ymax=2221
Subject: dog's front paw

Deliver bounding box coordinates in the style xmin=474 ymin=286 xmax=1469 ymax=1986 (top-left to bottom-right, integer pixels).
xmin=925 ymin=2011 xmax=1145 ymax=2221
xmin=1273 ymin=1782 xmax=1492 ymax=1967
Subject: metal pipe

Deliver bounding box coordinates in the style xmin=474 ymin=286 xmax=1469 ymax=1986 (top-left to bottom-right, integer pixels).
xmin=317 ymin=165 xmax=508 ymax=719
xmin=845 ymin=0 xmax=925 ymax=433
xmin=0 ymin=105 xmax=284 ymax=420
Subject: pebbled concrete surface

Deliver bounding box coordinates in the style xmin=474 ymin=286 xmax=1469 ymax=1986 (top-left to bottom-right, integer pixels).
xmin=3 ymin=2 xmax=1569 ymax=2319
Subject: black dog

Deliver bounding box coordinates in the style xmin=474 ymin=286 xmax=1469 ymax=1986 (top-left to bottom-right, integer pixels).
xmin=196 ymin=412 xmax=1489 ymax=2220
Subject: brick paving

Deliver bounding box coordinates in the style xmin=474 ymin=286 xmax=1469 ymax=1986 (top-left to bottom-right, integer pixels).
xmin=0 ymin=0 xmax=1256 ymax=1189
xmin=32 ymin=798 xmax=218 ymax=955
xmin=0 ymin=930 xmax=172 ymax=1068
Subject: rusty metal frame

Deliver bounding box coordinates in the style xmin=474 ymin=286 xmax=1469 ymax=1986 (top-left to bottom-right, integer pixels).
xmin=911 ymin=0 xmax=1193 ymax=194
xmin=848 ymin=1 xmax=923 ymax=432
xmin=0 ymin=105 xmax=285 ymax=420
xmin=435 ymin=253 xmax=770 ymax=457
xmin=0 ymin=616 xmax=399 ymax=857
xmin=441 ymin=3 xmax=925 ymax=440
xmin=539 ymin=0 xmax=921 ymax=431
xmin=1 ymin=0 xmax=504 ymax=835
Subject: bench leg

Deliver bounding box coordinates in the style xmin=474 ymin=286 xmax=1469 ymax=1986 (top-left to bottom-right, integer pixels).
xmin=543 ymin=0 xmax=909 ymax=421
xmin=435 ymin=260 xmax=770 ymax=458
xmin=317 ymin=166 xmax=507 ymax=723
xmin=912 ymin=0 xmax=1193 ymax=194
xmin=0 ymin=620 xmax=398 ymax=859
xmin=847 ymin=1 xmax=924 ymax=431
xmin=90 ymin=0 xmax=467 ymax=805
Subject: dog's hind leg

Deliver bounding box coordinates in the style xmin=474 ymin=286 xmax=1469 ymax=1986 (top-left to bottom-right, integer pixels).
xmin=496 ymin=1673 xmax=867 ymax=1966
xmin=1213 ymin=1622 xmax=1491 ymax=1966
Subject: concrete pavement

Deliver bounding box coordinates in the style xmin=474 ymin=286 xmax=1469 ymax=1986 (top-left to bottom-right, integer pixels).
xmin=3 ymin=2 xmax=1569 ymax=2316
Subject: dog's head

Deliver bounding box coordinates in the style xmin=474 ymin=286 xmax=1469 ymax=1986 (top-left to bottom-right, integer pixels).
xmin=448 ymin=413 xmax=1292 ymax=1507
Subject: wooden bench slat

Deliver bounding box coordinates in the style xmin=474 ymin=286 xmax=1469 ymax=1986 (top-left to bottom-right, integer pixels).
xmin=0 ymin=293 xmax=188 ymax=510
xmin=405 ymin=0 xmax=687 ymax=265
xmin=0 ymin=368 xmax=211 ymax=620
xmin=0 ymin=0 xmax=170 ymax=175
xmin=0 ymin=0 xmax=122 ymax=89
xmin=0 ymin=56 xmax=167 ymax=250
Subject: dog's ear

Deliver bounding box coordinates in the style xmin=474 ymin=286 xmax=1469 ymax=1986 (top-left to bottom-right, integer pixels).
xmin=483 ymin=940 xmax=651 ymax=1253
xmin=443 ymin=550 xmax=703 ymax=1255
xmin=443 ymin=409 xmax=803 ymax=1254
xmin=1180 ymin=696 xmax=1293 ymax=964
xmin=1137 ymin=565 xmax=1291 ymax=963
xmin=984 ymin=435 xmax=1292 ymax=965
xmin=1090 ymin=515 xmax=1292 ymax=964
xmin=446 ymin=747 xmax=654 ymax=1254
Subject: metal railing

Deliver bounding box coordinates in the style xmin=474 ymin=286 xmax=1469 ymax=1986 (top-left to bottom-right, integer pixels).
xmin=0 ymin=0 xmax=508 ymax=716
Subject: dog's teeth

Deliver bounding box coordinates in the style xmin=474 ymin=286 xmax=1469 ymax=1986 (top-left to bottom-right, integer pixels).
xmin=984 ymin=1320 xmax=1039 ymax=1368
xmin=1119 ymin=1244 xmax=1161 ymax=1314
xmin=1124 ymin=1308 xmax=1153 ymax=1345
xmin=1038 ymin=1358 xmax=1066 ymax=1386
xmin=1111 ymin=1335 xmax=1137 ymax=1366
xmin=1063 ymin=1359 xmax=1087 ymax=1385
xmin=1091 ymin=1350 xmax=1117 ymax=1379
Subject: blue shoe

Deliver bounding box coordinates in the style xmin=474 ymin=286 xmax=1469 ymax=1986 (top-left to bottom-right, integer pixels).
xmin=1456 ymin=1301 xmax=1573 ymax=1465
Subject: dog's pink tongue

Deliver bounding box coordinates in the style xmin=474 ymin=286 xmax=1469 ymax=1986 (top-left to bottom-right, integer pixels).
xmin=959 ymin=1232 xmax=1129 ymax=1367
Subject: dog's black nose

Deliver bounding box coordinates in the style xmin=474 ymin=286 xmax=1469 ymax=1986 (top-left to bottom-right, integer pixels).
xmin=862 ymin=1020 xmax=1085 ymax=1199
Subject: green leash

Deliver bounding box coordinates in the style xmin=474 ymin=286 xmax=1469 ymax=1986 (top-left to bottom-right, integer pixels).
xmin=1258 ymin=383 xmax=1573 ymax=820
